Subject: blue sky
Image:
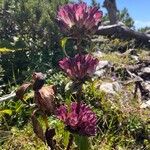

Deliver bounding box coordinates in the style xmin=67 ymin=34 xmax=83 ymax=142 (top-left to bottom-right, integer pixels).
xmin=75 ymin=0 xmax=150 ymax=29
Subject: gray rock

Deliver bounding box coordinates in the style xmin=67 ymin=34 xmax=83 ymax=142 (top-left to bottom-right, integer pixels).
xmin=141 ymin=67 xmax=150 ymax=74
xmin=143 ymin=82 xmax=150 ymax=92
xmin=96 ymin=60 xmax=109 ymax=70
xmin=99 ymin=82 xmax=122 ymax=95
xmin=94 ymin=69 xmax=106 ymax=77
xmin=140 ymin=100 xmax=150 ymax=109
xmin=123 ymin=49 xmax=138 ymax=56
xmin=139 ymin=67 xmax=150 ymax=80
xmin=113 ymin=82 xmax=122 ymax=92
xmin=130 ymin=55 xmax=139 ymax=62
xmin=92 ymin=51 xmax=104 ymax=58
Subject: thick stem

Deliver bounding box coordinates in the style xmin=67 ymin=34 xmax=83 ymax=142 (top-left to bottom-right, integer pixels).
xmin=76 ymin=83 xmax=83 ymax=115
xmin=66 ymin=134 xmax=74 ymax=150
xmin=76 ymin=38 xmax=82 ymax=54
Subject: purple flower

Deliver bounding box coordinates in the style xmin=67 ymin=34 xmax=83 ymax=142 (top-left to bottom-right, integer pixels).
xmin=59 ymin=54 xmax=99 ymax=81
xmin=57 ymin=2 xmax=103 ymax=37
xmin=56 ymin=102 xmax=97 ymax=136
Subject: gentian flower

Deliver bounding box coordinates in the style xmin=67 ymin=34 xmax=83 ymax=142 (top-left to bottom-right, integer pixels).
xmin=59 ymin=54 xmax=99 ymax=81
xmin=56 ymin=102 xmax=97 ymax=136
xmin=57 ymin=2 xmax=103 ymax=37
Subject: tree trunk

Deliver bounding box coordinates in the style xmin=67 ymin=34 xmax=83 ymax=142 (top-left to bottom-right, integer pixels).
xmin=103 ymin=0 xmax=118 ymax=24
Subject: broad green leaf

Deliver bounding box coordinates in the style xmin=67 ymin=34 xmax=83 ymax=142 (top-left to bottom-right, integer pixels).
xmin=75 ymin=135 xmax=90 ymax=150
xmin=0 ymin=109 xmax=12 ymax=116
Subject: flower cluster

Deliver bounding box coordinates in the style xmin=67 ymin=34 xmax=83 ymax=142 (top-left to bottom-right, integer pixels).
xmin=57 ymin=2 xmax=103 ymax=37
xmin=59 ymin=54 xmax=99 ymax=81
xmin=56 ymin=102 xmax=97 ymax=136
xmin=56 ymin=2 xmax=102 ymax=138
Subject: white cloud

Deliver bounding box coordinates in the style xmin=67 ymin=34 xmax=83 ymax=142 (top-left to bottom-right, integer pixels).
xmin=135 ymin=20 xmax=150 ymax=29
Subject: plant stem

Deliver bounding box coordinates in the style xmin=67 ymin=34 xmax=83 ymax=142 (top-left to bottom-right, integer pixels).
xmin=76 ymin=83 xmax=82 ymax=115
xmin=66 ymin=134 xmax=74 ymax=150
xmin=42 ymin=114 xmax=49 ymax=129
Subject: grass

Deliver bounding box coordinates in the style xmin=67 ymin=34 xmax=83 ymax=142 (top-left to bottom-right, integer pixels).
xmin=101 ymin=52 xmax=136 ymax=66
xmin=1 ymin=90 xmax=149 ymax=150
xmin=0 ymin=124 xmax=47 ymax=150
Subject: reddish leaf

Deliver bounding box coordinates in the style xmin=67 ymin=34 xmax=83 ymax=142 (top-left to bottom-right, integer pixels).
xmin=32 ymin=72 xmax=46 ymax=91
xmin=16 ymin=83 xmax=32 ymax=100
xmin=32 ymin=72 xmax=46 ymax=81
xmin=45 ymin=128 xmax=56 ymax=150
xmin=34 ymin=85 xmax=56 ymax=115
xmin=31 ymin=112 xmax=45 ymax=142
xmin=45 ymin=128 xmax=55 ymax=139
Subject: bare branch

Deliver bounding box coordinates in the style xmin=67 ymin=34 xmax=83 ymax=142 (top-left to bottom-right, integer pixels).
xmin=0 ymin=92 xmax=16 ymax=102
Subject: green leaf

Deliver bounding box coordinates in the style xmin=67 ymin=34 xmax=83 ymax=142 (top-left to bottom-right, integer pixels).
xmin=0 ymin=109 xmax=12 ymax=116
xmin=0 ymin=47 xmax=12 ymax=54
xmin=60 ymin=37 xmax=69 ymax=57
xmin=75 ymin=135 xmax=90 ymax=150
xmin=60 ymin=37 xmax=68 ymax=49
xmin=63 ymin=131 xmax=70 ymax=147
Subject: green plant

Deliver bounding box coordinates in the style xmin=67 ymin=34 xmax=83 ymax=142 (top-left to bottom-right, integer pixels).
xmin=0 ymin=0 xmax=69 ymax=86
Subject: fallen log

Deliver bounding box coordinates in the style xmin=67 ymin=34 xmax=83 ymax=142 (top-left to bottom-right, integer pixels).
xmin=96 ymin=24 xmax=150 ymax=44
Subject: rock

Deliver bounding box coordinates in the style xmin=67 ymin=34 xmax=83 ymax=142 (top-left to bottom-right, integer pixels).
xmin=94 ymin=60 xmax=111 ymax=77
xmin=141 ymin=67 xmax=150 ymax=74
xmin=113 ymin=82 xmax=122 ymax=92
xmin=130 ymin=55 xmax=139 ymax=62
xmin=92 ymin=51 xmax=104 ymax=58
xmin=94 ymin=69 xmax=106 ymax=77
xmin=100 ymin=83 xmax=115 ymax=94
xmin=96 ymin=60 xmax=110 ymax=70
xmin=140 ymin=100 xmax=150 ymax=109
xmin=142 ymin=82 xmax=150 ymax=92
xmin=139 ymin=67 xmax=150 ymax=80
xmin=123 ymin=49 xmax=138 ymax=56
xmin=99 ymin=81 xmax=122 ymax=95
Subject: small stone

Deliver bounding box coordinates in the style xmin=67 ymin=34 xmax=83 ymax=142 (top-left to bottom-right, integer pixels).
xmin=123 ymin=49 xmax=137 ymax=56
xmin=130 ymin=55 xmax=139 ymax=62
xmin=100 ymin=82 xmax=116 ymax=94
xmin=96 ymin=61 xmax=109 ymax=70
xmin=140 ymin=100 xmax=150 ymax=109
xmin=141 ymin=67 xmax=150 ymax=74
xmin=113 ymin=81 xmax=122 ymax=92
xmin=99 ymin=82 xmax=122 ymax=95
xmin=92 ymin=51 xmax=104 ymax=58
xmin=143 ymin=82 xmax=150 ymax=92
xmin=94 ymin=69 xmax=106 ymax=77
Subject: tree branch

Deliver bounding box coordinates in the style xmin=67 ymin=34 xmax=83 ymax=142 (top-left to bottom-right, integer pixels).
xmin=0 ymin=92 xmax=16 ymax=102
